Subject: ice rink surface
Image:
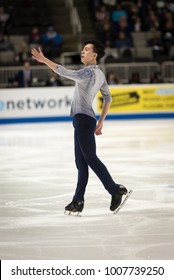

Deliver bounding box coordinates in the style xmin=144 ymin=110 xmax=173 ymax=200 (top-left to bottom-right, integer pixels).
xmin=0 ymin=119 xmax=174 ymax=260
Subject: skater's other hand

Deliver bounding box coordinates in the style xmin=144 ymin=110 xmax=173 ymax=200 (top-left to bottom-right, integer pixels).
xmin=95 ymin=121 xmax=103 ymax=135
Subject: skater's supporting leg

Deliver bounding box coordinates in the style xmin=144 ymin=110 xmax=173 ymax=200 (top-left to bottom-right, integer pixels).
xmin=65 ymin=200 xmax=84 ymax=214
xmin=73 ymin=128 xmax=89 ymax=201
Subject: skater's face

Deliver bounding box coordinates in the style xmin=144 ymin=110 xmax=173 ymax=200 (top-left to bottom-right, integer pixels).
xmin=81 ymin=44 xmax=97 ymax=66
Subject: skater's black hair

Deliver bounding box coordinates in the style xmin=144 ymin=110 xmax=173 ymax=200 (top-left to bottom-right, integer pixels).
xmin=83 ymin=39 xmax=105 ymax=63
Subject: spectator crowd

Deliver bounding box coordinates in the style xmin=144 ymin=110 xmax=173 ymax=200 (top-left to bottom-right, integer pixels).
xmin=91 ymin=0 xmax=174 ymax=59
xmin=1 ymin=0 xmax=174 ymax=87
xmin=0 ymin=1 xmax=63 ymax=64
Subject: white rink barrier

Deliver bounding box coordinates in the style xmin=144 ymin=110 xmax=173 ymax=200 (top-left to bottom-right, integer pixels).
xmin=0 ymin=85 xmax=174 ymax=124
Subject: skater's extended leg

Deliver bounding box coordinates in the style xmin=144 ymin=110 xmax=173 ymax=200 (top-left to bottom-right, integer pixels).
xmin=110 ymin=185 xmax=128 ymax=211
xmin=73 ymin=114 xmax=120 ymax=195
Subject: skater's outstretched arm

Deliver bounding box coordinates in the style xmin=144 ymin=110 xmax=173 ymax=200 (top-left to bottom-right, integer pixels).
xmin=31 ymin=47 xmax=58 ymax=71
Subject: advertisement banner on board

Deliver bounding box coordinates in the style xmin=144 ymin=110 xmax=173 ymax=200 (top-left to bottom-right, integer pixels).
xmin=0 ymin=84 xmax=174 ymax=124
xmin=97 ymin=84 xmax=174 ymax=113
xmin=0 ymin=87 xmax=73 ymax=118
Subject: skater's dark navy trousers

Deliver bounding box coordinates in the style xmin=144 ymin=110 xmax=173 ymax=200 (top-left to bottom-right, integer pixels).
xmin=73 ymin=113 xmax=119 ymax=201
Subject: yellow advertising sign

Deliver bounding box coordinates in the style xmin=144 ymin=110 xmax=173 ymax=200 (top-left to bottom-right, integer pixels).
xmin=97 ymin=85 xmax=174 ymax=113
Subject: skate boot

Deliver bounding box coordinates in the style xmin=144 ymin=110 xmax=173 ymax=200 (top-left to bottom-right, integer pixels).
xmin=110 ymin=185 xmax=128 ymax=212
xmin=64 ymin=200 xmax=84 ymax=216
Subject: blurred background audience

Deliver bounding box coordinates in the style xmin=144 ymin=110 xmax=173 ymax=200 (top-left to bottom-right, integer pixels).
xmin=0 ymin=0 xmax=174 ymax=87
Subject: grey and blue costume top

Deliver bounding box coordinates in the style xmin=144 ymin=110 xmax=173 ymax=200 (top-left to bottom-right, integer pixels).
xmin=54 ymin=64 xmax=112 ymax=119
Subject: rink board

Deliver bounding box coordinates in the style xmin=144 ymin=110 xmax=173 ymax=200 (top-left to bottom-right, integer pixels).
xmin=0 ymin=85 xmax=174 ymax=124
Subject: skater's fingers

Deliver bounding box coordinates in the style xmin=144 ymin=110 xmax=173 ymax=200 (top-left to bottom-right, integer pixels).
xmin=95 ymin=130 xmax=102 ymax=136
xmin=31 ymin=48 xmax=39 ymax=56
xmin=38 ymin=47 xmax=43 ymax=54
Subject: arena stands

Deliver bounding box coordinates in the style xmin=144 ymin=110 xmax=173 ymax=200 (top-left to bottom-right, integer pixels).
xmin=0 ymin=0 xmax=174 ymax=87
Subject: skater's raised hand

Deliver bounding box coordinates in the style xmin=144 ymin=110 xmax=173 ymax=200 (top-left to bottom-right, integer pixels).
xmin=32 ymin=47 xmax=45 ymax=63
xmin=31 ymin=47 xmax=58 ymax=71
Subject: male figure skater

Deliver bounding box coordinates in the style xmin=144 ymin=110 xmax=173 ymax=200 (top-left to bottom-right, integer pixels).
xmin=31 ymin=40 xmax=128 ymax=214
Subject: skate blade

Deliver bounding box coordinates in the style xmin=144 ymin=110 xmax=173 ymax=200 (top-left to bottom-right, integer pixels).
xmin=64 ymin=210 xmax=81 ymax=217
xmin=113 ymin=189 xmax=133 ymax=214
